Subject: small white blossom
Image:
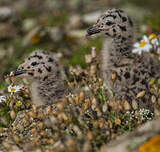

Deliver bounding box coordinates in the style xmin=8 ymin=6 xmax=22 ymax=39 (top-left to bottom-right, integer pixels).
xmin=132 ymin=35 xmax=152 ymax=54
xmin=8 ymin=85 xmax=22 ymax=95
xmin=125 ymin=120 xmax=129 ymax=125
xmin=149 ymin=33 xmax=159 ymax=46
xmin=0 ymin=96 xmax=6 ymax=103
xmin=126 ymin=110 xmax=135 ymax=120
xmin=139 ymin=108 xmax=153 ymax=121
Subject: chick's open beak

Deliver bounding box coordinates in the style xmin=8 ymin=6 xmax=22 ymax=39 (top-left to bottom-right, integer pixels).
xmin=86 ymin=26 xmax=101 ymax=36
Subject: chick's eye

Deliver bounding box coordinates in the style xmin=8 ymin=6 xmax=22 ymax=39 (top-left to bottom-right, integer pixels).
xmin=106 ymin=21 xmax=114 ymax=26
xmin=31 ymin=62 xmax=38 ymax=66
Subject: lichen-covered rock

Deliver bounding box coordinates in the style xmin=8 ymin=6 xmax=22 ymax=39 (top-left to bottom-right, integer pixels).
xmin=100 ymin=118 xmax=160 ymax=152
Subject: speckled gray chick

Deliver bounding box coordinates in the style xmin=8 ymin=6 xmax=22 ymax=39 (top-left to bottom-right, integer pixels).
xmin=11 ymin=50 xmax=68 ymax=106
xmin=87 ymin=8 xmax=160 ymax=109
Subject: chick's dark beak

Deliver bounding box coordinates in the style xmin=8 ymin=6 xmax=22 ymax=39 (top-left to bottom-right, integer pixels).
xmin=86 ymin=26 xmax=101 ymax=36
xmin=11 ymin=69 xmax=26 ymax=76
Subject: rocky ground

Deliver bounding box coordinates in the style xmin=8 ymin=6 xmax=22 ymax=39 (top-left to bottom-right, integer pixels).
xmin=101 ymin=117 xmax=160 ymax=152
xmin=1 ymin=51 xmax=160 ymax=152
xmin=0 ymin=0 xmax=160 ymax=152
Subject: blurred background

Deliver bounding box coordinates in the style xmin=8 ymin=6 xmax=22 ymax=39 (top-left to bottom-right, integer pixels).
xmin=0 ymin=0 xmax=160 ymax=90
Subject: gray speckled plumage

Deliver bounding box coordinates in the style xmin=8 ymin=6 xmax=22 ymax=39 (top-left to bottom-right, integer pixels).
xmin=87 ymin=8 xmax=160 ymax=109
xmin=12 ymin=50 xmax=68 ymax=106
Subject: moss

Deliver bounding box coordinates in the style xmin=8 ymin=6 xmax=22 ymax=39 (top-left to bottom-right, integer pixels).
xmin=45 ymin=11 xmax=69 ymax=27
xmin=21 ymin=10 xmax=40 ymax=19
xmin=0 ymin=106 xmax=11 ymax=127
xmin=96 ymin=87 xmax=108 ymax=104
xmin=148 ymin=13 xmax=160 ymax=31
xmin=0 ymin=82 xmax=7 ymax=91
xmin=68 ymin=37 xmax=104 ymax=68
xmin=0 ymin=40 xmax=25 ymax=75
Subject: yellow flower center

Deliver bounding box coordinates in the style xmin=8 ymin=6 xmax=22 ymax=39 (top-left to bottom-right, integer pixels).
xmin=31 ymin=34 xmax=41 ymax=44
xmin=140 ymin=41 xmax=147 ymax=47
xmin=16 ymin=101 xmax=22 ymax=107
xmin=10 ymin=88 xmax=16 ymax=93
xmin=150 ymin=33 xmax=158 ymax=40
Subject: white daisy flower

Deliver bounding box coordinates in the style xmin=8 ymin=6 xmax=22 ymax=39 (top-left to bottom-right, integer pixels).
xmin=132 ymin=35 xmax=152 ymax=54
xmin=149 ymin=33 xmax=159 ymax=46
xmin=0 ymin=96 xmax=6 ymax=103
xmin=8 ymin=85 xmax=22 ymax=95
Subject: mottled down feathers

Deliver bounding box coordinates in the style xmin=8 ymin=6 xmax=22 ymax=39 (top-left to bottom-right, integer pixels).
xmin=12 ymin=50 xmax=68 ymax=106
xmin=87 ymin=8 xmax=160 ymax=110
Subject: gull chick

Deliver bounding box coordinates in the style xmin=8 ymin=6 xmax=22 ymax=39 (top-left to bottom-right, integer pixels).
xmin=10 ymin=50 xmax=68 ymax=106
xmin=87 ymin=8 xmax=160 ymax=109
